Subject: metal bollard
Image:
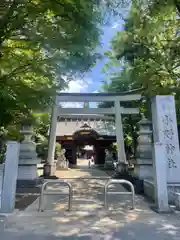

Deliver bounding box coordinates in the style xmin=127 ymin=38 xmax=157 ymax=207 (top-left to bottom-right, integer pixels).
xmin=38 ymin=180 xmax=73 ymax=212
xmin=104 ymin=179 xmax=135 ymax=210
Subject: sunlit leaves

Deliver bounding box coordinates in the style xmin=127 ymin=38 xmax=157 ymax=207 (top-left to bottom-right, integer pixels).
xmin=100 ymin=0 xmax=180 ymax=147
xmin=0 ymin=0 xmax=129 ymax=129
xmin=105 ymin=1 xmax=180 ymax=97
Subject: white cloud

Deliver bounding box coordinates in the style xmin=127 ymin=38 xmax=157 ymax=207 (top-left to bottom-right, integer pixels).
xmin=60 ymin=78 xmax=92 ymax=108
xmin=111 ymin=23 xmax=119 ymax=29
xmin=64 ymin=79 xmax=92 ymax=93
xmin=62 ymin=102 xmax=82 ymax=108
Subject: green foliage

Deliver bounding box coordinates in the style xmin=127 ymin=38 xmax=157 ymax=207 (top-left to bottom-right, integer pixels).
xmin=109 ymin=1 xmax=180 ymax=97
xmin=0 ymin=144 xmax=6 ymax=164
xmin=99 ymin=68 xmax=141 ymax=156
xmin=6 ymin=125 xmax=24 ymax=141
xmin=0 ymin=127 xmax=6 ymax=163
xmin=0 ymin=0 xmax=129 ymax=128
xmin=34 ymin=113 xmax=49 ymax=160
xmin=55 ymin=142 xmax=61 ymax=160
xmin=34 ymin=113 xmax=50 ymax=139
xmin=112 ymin=142 xmax=117 ymax=152
xmin=100 ymin=0 xmax=180 ymax=155
xmin=0 ymin=124 xmax=23 ymax=142
xmin=36 ymin=139 xmax=61 ymax=161
xmin=102 ymin=0 xmax=180 ymax=100
xmin=34 ymin=112 xmax=61 ymax=161
xmin=36 ymin=138 xmax=49 ymax=161
xmin=0 ymin=124 xmax=23 ymax=163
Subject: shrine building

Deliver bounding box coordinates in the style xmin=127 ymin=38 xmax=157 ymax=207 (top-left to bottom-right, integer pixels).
xmin=56 ymin=113 xmax=116 ymax=167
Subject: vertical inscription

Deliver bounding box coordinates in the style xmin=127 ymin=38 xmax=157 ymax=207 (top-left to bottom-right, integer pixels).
xmin=161 ymin=102 xmax=177 ymax=168
xmin=152 ymin=95 xmax=180 ymax=183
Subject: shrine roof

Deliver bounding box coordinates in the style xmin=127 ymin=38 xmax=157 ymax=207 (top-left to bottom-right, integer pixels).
xmin=56 ymin=120 xmax=116 ymax=136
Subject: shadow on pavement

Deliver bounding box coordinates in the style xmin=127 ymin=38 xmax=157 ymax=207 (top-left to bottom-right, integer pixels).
xmin=1 ymin=165 xmax=180 ymax=239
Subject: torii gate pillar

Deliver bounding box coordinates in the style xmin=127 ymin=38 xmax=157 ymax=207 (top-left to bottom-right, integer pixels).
xmin=115 ymin=100 xmax=127 ymax=168
xmin=46 ymin=106 xmax=58 ymax=175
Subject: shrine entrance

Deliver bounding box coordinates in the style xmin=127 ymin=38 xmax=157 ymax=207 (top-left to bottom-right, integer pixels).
xmin=56 ymin=119 xmax=116 ymax=167
xmin=73 ymin=127 xmax=116 ymax=167
xmin=47 ymin=92 xmax=141 ymax=170
xmin=73 ymin=128 xmax=98 ymax=167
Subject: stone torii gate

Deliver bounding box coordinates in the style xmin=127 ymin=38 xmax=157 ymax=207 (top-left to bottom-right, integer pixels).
xmin=47 ymin=92 xmax=141 ymax=172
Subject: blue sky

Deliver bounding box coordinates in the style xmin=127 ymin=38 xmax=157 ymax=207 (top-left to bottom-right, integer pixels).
xmin=61 ymin=21 xmax=124 ymax=108
xmin=87 ymin=23 xmax=124 ymax=93
xmin=65 ymin=21 xmax=124 ymax=95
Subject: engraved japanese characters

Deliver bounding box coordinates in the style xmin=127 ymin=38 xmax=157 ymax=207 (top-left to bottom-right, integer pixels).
xmin=151 ymin=96 xmax=180 ymax=183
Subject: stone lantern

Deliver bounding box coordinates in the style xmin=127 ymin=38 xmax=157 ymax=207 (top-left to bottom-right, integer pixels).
xmin=134 ymin=114 xmax=153 ymax=180
xmin=17 ymin=120 xmax=41 ymax=187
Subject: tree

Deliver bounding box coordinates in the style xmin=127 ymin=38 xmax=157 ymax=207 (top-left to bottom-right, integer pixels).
xmin=100 ymin=0 xmax=180 ymax=156
xmin=0 ymin=0 xmax=127 ymax=127
xmin=103 ymin=0 xmax=180 ymax=100
xmin=0 ymin=0 xmax=131 ymax=123
xmin=0 ymin=0 xmax=128 ymax=72
xmin=100 ymin=66 xmax=143 ymax=157
xmin=112 ymin=2 xmax=179 ymax=94
xmin=0 ymin=0 xmax=98 ymax=126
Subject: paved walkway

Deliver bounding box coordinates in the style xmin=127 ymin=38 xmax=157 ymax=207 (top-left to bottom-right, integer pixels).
xmin=1 ymin=159 xmax=180 ymax=239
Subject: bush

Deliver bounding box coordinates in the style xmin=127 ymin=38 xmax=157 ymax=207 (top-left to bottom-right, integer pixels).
xmin=55 ymin=142 xmax=61 ymax=159
xmin=0 ymin=142 xmax=6 ymax=164
xmin=36 ymin=138 xmax=49 ymax=161
xmin=36 ymin=138 xmax=61 ymax=162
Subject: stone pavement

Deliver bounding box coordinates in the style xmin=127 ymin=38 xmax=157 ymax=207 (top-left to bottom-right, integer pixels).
xmin=1 ymin=159 xmax=180 ymax=239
